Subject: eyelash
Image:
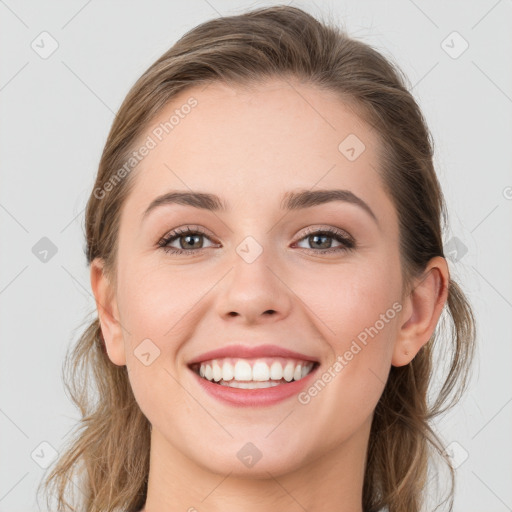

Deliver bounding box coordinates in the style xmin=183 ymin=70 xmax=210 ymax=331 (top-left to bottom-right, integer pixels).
xmin=157 ymin=225 xmax=356 ymax=256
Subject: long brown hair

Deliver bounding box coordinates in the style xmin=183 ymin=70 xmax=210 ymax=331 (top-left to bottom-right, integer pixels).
xmin=39 ymin=5 xmax=476 ymax=512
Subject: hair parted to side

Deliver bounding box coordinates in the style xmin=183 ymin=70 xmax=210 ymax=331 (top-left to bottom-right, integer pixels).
xmin=39 ymin=5 xmax=476 ymax=512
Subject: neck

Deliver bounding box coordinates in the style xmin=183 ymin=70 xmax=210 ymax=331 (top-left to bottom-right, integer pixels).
xmin=141 ymin=423 xmax=370 ymax=512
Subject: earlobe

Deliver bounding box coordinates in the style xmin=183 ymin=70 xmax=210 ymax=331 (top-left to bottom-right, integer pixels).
xmin=90 ymin=258 xmax=126 ymax=366
xmin=392 ymin=256 xmax=449 ymax=367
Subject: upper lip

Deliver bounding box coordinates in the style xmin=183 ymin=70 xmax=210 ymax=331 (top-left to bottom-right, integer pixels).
xmin=187 ymin=344 xmax=320 ymax=365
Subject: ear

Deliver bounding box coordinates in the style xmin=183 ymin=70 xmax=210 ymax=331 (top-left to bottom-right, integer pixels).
xmin=90 ymin=258 xmax=126 ymax=366
xmin=392 ymin=256 xmax=449 ymax=367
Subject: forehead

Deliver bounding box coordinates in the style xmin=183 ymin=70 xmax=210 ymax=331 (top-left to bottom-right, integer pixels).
xmin=123 ymin=79 xmax=390 ymax=220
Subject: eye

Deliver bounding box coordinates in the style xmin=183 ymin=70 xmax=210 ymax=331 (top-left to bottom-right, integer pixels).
xmin=293 ymin=226 xmax=356 ymax=254
xmin=157 ymin=225 xmax=356 ymax=256
xmin=157 ymin=225 xmax=217 ymax=255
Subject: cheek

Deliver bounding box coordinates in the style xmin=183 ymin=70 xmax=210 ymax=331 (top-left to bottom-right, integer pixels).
xmin=295 ymin=265 xmax=401 ymax=439
xmin=117 ymin=248 xmax=402 ymax=359
xmin=297 ymin=258 xmax=401 ymax=396
xmin=116 ymin=257 xmax=204 ymax=342
xmin=299 ymin=257 xmax=402 ymax=347
xmin=117 ymin=262 xmax=193 ymax=418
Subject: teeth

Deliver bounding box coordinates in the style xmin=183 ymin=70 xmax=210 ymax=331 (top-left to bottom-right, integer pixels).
xmin=219 ymin=380 xmax=282 ymax=389
xmin=212 ymin=361 xmax=222 ymax=382
xmin=234 ymin=360 xmax=252 ymax=380
xmin=293 ymin=364 xmax=302 ymax=381
xmin=252 ymin=361 xmax=270 ymax=381
xmin=196 ymin=358 xmax=315 ymax=385
xmin=221 ymin=361 xmax=234 ymax=381
xmin=270 ymin=361 xmax=283 ymax=380
xmin=283 ymin=362 xmax=295 ymax=382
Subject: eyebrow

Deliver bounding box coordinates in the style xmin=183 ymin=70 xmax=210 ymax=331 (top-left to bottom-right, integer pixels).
xmin=142 ymin=188 xmax=378 ymax=225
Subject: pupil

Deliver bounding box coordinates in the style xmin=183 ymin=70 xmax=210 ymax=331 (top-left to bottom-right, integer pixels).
xmin=183 ymin=234 xmax=201 ymax=249
xmin=311 ymin=234 xmax=331 ymax=249
xmin=179 ymin=234 xmax=334 ymax=250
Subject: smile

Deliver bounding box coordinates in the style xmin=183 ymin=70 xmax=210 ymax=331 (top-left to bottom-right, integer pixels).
xmin=190 ymin=357 xmax=317 ymax=389
xmin=187 ymin=344 xmax=320 ymax=406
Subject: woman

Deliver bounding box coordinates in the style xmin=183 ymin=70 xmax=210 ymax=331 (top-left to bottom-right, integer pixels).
xmin=40 ymin=5 xmax=475 ymax=512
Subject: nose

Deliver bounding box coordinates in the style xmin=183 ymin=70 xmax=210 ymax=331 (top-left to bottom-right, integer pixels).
xmin=215 ymin=243 xmax=292 ymax=325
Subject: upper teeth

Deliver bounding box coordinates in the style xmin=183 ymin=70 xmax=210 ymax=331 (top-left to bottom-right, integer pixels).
xmin=196 ymin=358 xmax=315 ymax=383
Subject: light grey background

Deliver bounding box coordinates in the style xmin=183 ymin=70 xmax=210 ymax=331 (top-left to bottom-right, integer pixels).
xmin=1 ymin=1 xmax=511 ymax=511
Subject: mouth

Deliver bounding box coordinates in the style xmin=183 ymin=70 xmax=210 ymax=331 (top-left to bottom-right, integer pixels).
xmin=189 ymin=357 xmax=320 ymax=389
xmin=187 ymin=344 xmax=321 ymax=406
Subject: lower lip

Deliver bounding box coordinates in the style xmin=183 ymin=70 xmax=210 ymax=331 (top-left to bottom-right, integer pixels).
xmin=190 ymin=365 xmax=319 ymax=407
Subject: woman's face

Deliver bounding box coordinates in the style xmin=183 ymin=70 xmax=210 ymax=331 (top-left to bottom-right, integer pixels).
xmin=101 ymin=79 xmax=406 ymax=477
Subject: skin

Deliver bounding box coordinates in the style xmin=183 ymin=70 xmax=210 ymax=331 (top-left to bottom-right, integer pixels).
xmin=91 ymin=79 xmax=449 ymax=512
